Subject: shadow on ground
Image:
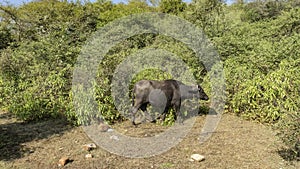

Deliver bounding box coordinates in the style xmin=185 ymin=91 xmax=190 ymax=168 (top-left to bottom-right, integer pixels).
xmin=0 ymin=112 xmax=72 ymax=161
xmin=278 ymin=148 xmax=300 ymax=162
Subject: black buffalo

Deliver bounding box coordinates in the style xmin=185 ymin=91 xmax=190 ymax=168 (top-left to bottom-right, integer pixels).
xmin=130 ymin=79 xmax=209 ymax=125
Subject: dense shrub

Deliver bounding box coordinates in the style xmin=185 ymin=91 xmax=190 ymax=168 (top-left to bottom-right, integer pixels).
xmin=184 ymin=0 xmax=226 ymax=37
xmin=241 ymin=0 xmax=285 ymax=22
xmin=0 ymin=0 xmax=101 ymax=123
xmin=224 ymin=58 xmax=262 ymax=107
xmin=230 ymin=58 xmax=300 ymax=123
xmin=276 ymin=111 xmax=300 ymax=160
xmin=0 ymin=39 xmax=76 ymax=121
xmin=159 ymin=0 xmax=187 ymax=15
xmin=0 ymin=26 xmax=13 ymax=50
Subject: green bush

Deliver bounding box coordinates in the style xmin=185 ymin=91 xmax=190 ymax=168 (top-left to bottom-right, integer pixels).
xmin=276 ymin=111 xmax=300 ymax=160
xmin=0 ymin=37 xmax=77 ymax=122
xmin=224 ymin=58 xmax=262 ymax=106
xmin=241 ymin=0 xmax=284 ymax=22
xmin=0 ymin=0 xmax=102 ymax=124
xmin=8 ymin=67 xmax=73 ymax=121
xmin=0 ymin=25 xmax=13 ymax=50
xmin=230 ymin=58 xmax=300 ymax=123
xmin=159 ymin=0 xmax=187 ymax=15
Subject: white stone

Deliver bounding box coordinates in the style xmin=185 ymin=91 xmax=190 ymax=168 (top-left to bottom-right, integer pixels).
xmin=85 ymin=154 xmax=93 ymax=158
xmin=190 ymin=154 xmax=205 ymax=162
xmin=107 ymin=128 xmax=114 ymax=132
xmin=83 ymin=143 xmax=97 ymax=151
xmin=110 ymin=135 xmax=119 ymax=141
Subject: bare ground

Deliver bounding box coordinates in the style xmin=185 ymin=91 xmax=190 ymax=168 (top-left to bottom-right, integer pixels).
xmin=0 ymin=111 xmax=299 ymax=169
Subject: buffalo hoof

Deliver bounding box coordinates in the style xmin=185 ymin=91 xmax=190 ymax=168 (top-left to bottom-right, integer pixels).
xmin=132 ymin=120 xmax=142 ymax=126
xmin=132 ymin=121 xmax=137 ymax=126
xmin=176 ymin=118 xmax=184 ymax=125
xmin=150 ymin=119 xmax=157 ymax=123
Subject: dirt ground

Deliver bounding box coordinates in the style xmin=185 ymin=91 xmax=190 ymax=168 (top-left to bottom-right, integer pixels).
xmin=0 ymin=110 xmax=299 ymax=169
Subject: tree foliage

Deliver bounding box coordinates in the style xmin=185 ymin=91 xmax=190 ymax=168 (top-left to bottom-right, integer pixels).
xmin=184 ymin=0 xmax=227 ymax=37
xmin=159 ymin=0 xmax=187 ymax=15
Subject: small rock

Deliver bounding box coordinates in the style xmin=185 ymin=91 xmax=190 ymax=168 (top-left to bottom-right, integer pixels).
xmin=85 ymin=154 xmax=93 ymax=158
xmin=110 ymin=135 xmax=119 ymax=141
xmin=99 ymin=123 xmax=110 ymax=132
xmin=190 ymin=154 xmax=205 ymax=162
xmin=188 ymin=158 xmax=195 ymax=162
xmin=83 ymin=143 xmax=97 ymax=151
xmin=58 ymin=156 xmax=69 ymax=167
xmin=107 ymin=128 xmax=114 ymax=132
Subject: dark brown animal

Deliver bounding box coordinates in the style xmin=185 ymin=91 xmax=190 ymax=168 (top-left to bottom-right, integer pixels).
xmin=130 ymin=79 xmax=209 ymax=125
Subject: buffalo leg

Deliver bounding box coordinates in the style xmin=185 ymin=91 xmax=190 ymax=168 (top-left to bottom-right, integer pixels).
xmin=174 ymin=102 xmax=183 ymax=124
xmin=131 ymin=102 xmax=142 ymax=125
xmin=140 ymin=103 xmax=152 ymax=122
xmin=161 ymin=106 xmax=170 ymax=122
xmin=131 ymin=107 xmax=139 ymax=125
